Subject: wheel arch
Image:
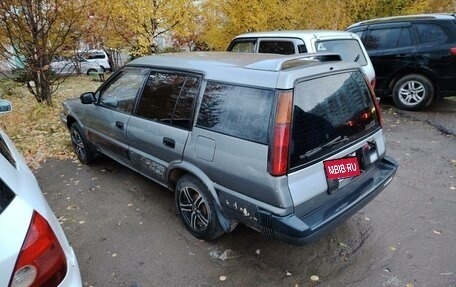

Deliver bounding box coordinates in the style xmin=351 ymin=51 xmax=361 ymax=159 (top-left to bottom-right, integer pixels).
xmin=388 ymin=67 xmax=440 ymax=98
xmin=166 ymin=161 xmax=232 ymax=232
xmin=66 ymin=115 xmax=77 ymax=130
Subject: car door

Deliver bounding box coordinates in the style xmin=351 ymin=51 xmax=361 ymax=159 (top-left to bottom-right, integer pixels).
xmin=363 ymin=23 xmax=417 ymax=92
xmin=127 ymin=70 xmax=201 ymax=184
xmin=83 ymin=66 xmax=149 ymax=164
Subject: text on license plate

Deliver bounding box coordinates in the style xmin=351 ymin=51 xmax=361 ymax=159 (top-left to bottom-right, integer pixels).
xmin=324 ymin=157 xmax=361 ymax=180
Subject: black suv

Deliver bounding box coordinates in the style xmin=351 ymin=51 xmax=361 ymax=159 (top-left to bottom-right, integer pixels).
xmin=347 ymin=14 xmax=456 ymax=110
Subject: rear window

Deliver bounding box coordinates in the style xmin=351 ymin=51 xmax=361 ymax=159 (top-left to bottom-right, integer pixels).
xmin=315 ymin=39 xmax=367 ymax=66
xmin=258 ymin=40 xmax=295 ymax=54
xmin=0 ymin=179 xmax=15 ymax=215
xmin=196 ymin=82 xmax=274 ymax=143
xmin=290 ymin=71 xmax=380 ymax=168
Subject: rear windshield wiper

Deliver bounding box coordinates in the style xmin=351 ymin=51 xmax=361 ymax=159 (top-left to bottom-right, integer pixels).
xmin=301 ymin=136 xmax=350 ymax=159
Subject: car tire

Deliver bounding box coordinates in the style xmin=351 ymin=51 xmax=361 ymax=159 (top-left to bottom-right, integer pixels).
xmin=175 ymin=175 xmax=224 ymax=240
xmin=86 ymin=68 xmax=97 ymax=75
xmin=392 ymin=74 xmax=434 ymax=111
xmin=70 ymin=123 xmax=94 ymax=165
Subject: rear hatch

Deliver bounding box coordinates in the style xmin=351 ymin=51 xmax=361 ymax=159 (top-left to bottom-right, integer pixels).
xmin=287 ymin=70 xmax=384 ymax=218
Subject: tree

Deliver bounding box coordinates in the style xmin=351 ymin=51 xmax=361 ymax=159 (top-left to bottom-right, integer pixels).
xmin=200 ymin=0 xmax=456 ymax=50
xmin=0 ymin=0 xmax=89 ymax=105
xmin=107 ymin=0 xmax=196 ymax=57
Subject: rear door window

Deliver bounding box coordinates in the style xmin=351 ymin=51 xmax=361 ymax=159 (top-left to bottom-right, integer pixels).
xmin=414 ymin=24 xmax=447 ymax=43
xmin=290 ymin=71 xmax=380 ymax=168
xmin=136 ymin=71 xmax=200 ymax=129
xmin=365 ymin=27 xmax=414 ymax=50
xmin=365 ymin=28 xmax=401 ymax=50
xmin=196 ymin=82 xmax=274 ymax=143
xmin=315 ymin=39 xmax=368 ymax=66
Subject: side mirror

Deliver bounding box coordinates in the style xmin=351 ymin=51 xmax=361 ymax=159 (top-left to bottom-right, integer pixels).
xmin=0 ymin=99 xmax=12 ymax=114
xmin=80 ymin=92 xmax=96 ymax=104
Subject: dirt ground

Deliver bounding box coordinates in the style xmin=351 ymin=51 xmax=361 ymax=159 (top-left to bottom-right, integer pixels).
xmin=35 ymin=100 xmax=456 ymax=287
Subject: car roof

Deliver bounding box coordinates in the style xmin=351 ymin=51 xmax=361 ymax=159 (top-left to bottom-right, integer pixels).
xmin=127 ymin=52 xmax=357 ymax=88
xmin=232 ymin=30 xmax=358 ymax=40
xmin=348 ymin=13 xmax=456 ymax=28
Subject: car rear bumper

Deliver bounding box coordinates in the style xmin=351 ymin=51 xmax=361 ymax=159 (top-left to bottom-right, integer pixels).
xmin=259 ymin=156 xmax=397 ymax=245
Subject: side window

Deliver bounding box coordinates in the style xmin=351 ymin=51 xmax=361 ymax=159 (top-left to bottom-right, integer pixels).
xmin=397 ymin=28 xmax=413 ymax=47
xmin=98 ymin=67 xmax=148 ymax=113
xmin=414 ymin=24 xmax=447 ymax=43
xmin=298 ymin=44 xmax=308 ymax=53
xmin=136 ymin=72 xmax=199 ymax=129
xmin=354 ymin=31 xmax=364 ymax=39
xmin=315 ymin=39 xmax=368 ymax=66
xmin=0 ymin=136 xmax=15 ymax=167
xmin=365 ymin=28 xmax=401 ymax=50
xmin=196 ymin=82 xmax=274 ymax=143
xmin=258 ymin=40 xmax=295 ymax=54
xmin=229 ymin=40 xmax=257 ymax=52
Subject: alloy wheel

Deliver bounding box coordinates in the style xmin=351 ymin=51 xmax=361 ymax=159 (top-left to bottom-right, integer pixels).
xmin=398 ymin=80 xmax=426 ymax=106
xmin=178 ymin=186 xmax=209 ymax=232
xmin=71 ymin=129 xmax=86 ymax=161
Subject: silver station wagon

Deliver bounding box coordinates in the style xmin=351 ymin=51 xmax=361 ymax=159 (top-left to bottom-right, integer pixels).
xmin=61 ymin=52 xmax=397 ymax=244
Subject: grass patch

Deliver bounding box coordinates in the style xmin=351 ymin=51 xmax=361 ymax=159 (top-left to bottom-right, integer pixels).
xmin=0 ymin=76 xmax=102 ymax=168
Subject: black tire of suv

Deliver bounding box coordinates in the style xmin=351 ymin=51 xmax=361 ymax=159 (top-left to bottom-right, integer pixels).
xmin=70 ymin=123 xmax=94 ymax=165
xmin=392 ymin=74 xmax=434 ymax=111
xmin=175 ymin=175 xmax=224 ymax=240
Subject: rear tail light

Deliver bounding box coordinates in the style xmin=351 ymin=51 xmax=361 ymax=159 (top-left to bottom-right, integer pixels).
xmin=450 ymin=47 xmax=456 ymax=55
xmin=268 ymin=90 xmax=292 ymax=176
xmin=9 ymin=212 xmax=67 ymax=287
xmin=364 ymin=75 xmax=382 ymax=127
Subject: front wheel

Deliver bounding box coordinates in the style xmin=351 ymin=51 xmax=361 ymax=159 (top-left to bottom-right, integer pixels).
xmin=175 ymin=175 xmax=224 ymax=240
xmin=70 ymin=123 xmax=94 ymax=164
xmin=392 ymin=74 xmax=434 ymax=111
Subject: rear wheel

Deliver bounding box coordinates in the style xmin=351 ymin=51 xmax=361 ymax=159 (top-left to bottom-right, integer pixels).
xmin=392 ymin=74 xmax=434 ymax=110
xmin=70 ymin=123 xmax=94 ymax=164
xmin=175 ymin=175 xmax=224 ymax=240
xmin=86 ymin=68 xmax=97 ymax=75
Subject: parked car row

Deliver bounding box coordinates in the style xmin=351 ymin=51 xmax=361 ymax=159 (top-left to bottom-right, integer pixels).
xmin=7 ymin=12 xmax=451 ymax=285
xmin=228 ymin=14 xmax=456 ymax=111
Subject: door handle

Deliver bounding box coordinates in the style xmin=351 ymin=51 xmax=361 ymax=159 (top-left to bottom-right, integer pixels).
xmin=163 ymin=137 xmax=175 ymax=149
xmin=115 ymin=121 xmax=124 ymax=130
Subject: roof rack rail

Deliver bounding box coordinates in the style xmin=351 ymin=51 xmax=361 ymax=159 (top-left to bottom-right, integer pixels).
xmin=245 ymin=52 xmax=342 ymax=72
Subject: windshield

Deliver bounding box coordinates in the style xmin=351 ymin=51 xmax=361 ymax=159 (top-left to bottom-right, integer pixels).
xmin=290 ymin=70 xmax=380 ymax=168
xmin=315 ymin=39 xmax=368 ymax=66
